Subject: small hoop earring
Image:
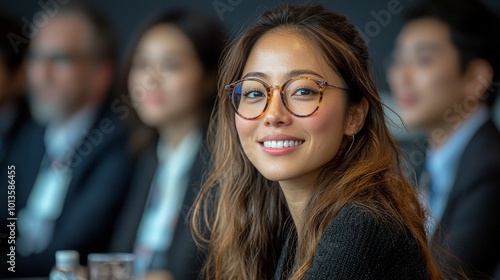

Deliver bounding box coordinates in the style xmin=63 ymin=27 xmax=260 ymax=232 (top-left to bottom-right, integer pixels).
xmin=345 ymin=132 xmax=355 ymax=156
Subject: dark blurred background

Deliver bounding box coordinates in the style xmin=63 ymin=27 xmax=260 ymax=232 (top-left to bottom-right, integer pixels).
xmin=3 ymin=0 xmax=500 ymax=91
xmin=2 ymin=1 xmax=500 ymax=277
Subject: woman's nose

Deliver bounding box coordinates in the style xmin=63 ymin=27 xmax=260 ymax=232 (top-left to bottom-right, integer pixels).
xmin=263 ymin=88 xmax=292 ymax=127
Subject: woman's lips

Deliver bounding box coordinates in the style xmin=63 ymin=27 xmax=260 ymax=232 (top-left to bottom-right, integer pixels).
xmin=397 ymin=95 xmax=417 ymax=108
xmin=258 ymin=134 xmax=305 ymax=155
xmin=144 ymin=91 xmax=165 ymax=104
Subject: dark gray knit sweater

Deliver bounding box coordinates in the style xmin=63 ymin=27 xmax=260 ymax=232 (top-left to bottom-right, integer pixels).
xmin=274 ymin=204 xmax=429 ymax=279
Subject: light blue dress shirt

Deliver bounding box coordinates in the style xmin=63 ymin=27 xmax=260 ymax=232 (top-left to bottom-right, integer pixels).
xmin=425 ymin=105 xmax=489 ymax=234
xmin=17 ymin=106 xmax=96 ymax=256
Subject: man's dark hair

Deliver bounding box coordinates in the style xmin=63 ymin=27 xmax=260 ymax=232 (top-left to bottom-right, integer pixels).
xmin=406 ymin=0 xmax=500 ymax=107
xmin=59 ymin=3 xmax=117 ymax=64
xmin=0 ymin=13 xmax=28 ymax=73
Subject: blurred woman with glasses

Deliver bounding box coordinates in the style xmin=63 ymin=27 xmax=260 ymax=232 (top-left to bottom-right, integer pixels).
xmin=191 ymin=4 xmax=448 ymax=280
xmin=110 ymin=10 xmax=225 ymax=280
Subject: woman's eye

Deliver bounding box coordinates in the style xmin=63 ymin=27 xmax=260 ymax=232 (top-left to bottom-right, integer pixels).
xmin=244 ymin=90 xmax=265 ymax=98
xmin=293 ymin=88 xmax=317 ymax=96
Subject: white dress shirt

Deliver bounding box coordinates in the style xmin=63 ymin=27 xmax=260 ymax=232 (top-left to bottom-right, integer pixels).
xmin=134 ymin=130 xmax=202 ymax=276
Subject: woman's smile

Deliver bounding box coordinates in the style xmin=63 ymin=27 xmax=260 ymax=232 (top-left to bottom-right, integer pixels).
xmin=258 ymin=134 xmax=305 ymax=155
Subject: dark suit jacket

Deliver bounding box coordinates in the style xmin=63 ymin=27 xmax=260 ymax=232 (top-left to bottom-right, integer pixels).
xmin=110 ymin=138 xmax=209 ymax=280
xmin=431 ymin=119 xmax=500 ymax=279
xmin=0 ymin=98 xmax=33 ymax=166
xmin=0 ymin=100 xmax=134 ymax=277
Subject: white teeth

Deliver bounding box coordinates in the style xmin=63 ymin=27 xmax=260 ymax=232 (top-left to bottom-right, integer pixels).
xmin=263 ymin=140 xmax=304 ymax=148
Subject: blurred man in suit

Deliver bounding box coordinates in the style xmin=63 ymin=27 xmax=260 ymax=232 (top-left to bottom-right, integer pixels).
xmin=388 ymin=0 xmax=500 ymax=278
xmin=0 ymin=4 xmax=134 ymax=277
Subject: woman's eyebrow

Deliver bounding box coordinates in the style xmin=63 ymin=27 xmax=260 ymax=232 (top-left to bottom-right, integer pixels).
xmin=242 ymin=69 xmax=325 ymax=80
xmin=287 ymin=69 xmax=325 ymax=80
xmin=413 ymin=43 xmax=441 ymax=54
xmin=242 ymin=71 xmax=268 ymax=79
xmin=133 ymin=48 xmax=188 ymax=59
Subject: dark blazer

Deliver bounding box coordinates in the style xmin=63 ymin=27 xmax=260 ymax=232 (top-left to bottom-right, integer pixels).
xmin=0 ymin=100 xmax=134 ymax=277
xmin=431 ymin=119 xmax=500 ymax=279
xmin=110 ymin=137 xmax=209 ymax=280
xmin=0 ymin=98 xmax=33 ymax=166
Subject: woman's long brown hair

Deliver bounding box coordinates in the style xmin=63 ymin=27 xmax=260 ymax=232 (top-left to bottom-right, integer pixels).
xmin=191 ymin=4 xmax=444 ymax=279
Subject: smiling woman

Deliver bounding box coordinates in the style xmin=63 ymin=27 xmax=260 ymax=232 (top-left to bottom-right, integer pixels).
xmin=191 ymin=3 xmax=447 ymax=280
